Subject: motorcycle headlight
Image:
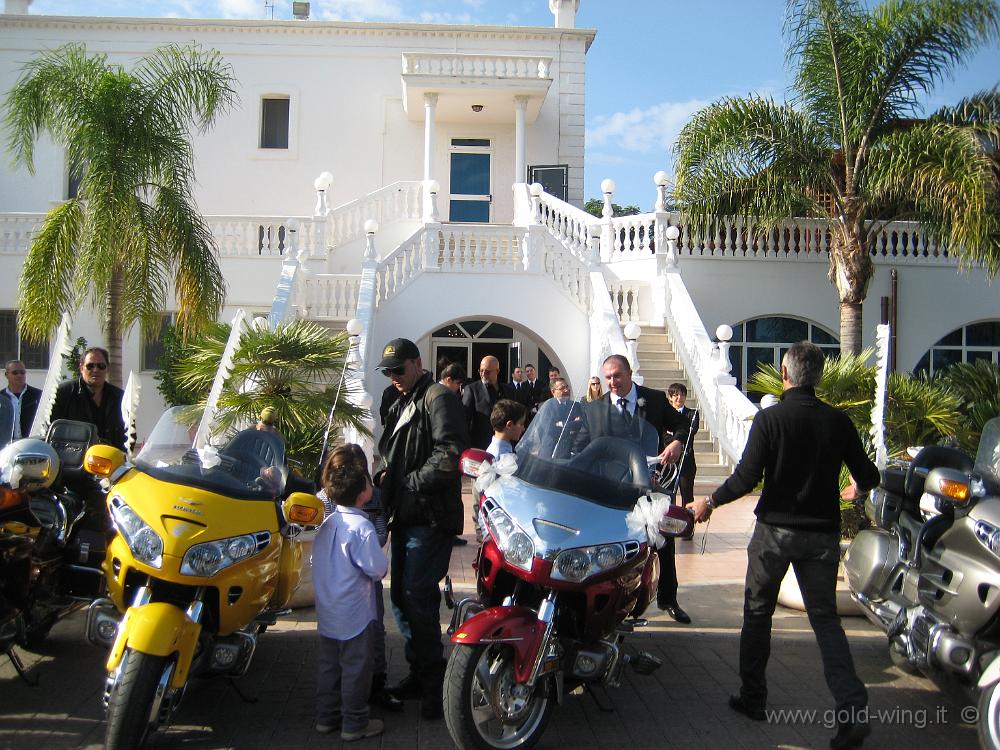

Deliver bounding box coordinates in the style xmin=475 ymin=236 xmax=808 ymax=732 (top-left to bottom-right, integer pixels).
xmin=181 ymin=532 xmax=271 ymax=577
xmin=110 ymin=496 xmax=163 ymax=569
xmin=485 ymin=506 xmax=534 ymax=571
xmin=553 ymin=543 xmax=625 ymax=582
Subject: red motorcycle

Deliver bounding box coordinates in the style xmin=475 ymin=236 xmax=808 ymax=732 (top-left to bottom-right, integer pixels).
xmin=444 ymin=397 xmax=692 ymax=750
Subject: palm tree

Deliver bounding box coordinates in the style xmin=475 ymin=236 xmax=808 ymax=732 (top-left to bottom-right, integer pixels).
xmin=4 ymin=43 xmax=237 ymax=384
xmin=674 ymin=0 xmax=1000 ymax=354
xmin=169 ymin=320 xmax=369 ymax=474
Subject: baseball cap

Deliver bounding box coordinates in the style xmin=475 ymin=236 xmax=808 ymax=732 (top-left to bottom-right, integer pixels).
xmin=377 ymin=338 xmax=420 ymax=369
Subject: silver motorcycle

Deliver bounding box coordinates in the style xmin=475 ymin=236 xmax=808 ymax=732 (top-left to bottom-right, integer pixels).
xmin=843 ymin=416 xmax=1000 ymax=749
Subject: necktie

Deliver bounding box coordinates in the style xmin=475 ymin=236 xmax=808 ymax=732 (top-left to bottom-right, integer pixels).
xmin=618 ymin=397 xmax=632 ymax=423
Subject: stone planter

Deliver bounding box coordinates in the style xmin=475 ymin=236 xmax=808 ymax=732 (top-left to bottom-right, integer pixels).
xmin=776 ymin=540 xmax=861 ymax=616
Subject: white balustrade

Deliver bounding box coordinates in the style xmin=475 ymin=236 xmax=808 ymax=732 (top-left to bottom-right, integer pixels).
xmin=609 ymin=214 xmax=656 ymax=260
xmin=326 ymin=181 xmax=423 ymax=250
xmin=296 ymin=273 xmax=362 ymax=319
xmin=0 ymin=213 xmax=42 ymax=255
xmin=402 ymin=53 xmax=552 ymax=80
xmin=535 ymin=193 xmax=592 ymax=260
xmin=207 ymin=216 xmax=319 ymax=257
xmin=608 ymin=282 xmax=645 ymax=323
xmin=663 ymin=272 xmax=757 ymax=464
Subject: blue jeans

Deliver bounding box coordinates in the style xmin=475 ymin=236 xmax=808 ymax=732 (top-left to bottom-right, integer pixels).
xmin=739 ymin=522 xmax=868 ymax=712
xmin=389 ymin=525 xmax=454 ymax=687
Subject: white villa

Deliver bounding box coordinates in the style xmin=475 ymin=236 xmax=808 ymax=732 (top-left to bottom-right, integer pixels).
xmin=1 ymin=0 xmax=998 ymax=468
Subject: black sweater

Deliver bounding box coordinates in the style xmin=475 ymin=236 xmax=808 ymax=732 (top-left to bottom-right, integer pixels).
xmin=711 ymin=387 xmax=880 ymax=533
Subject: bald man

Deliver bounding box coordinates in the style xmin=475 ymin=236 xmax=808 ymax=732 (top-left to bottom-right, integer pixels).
xmin=462 ymin=355 xmax=501 ymax=449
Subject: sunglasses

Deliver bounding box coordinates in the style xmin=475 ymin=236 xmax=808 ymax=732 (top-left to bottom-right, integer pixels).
xmin=7 ymin=370 xmax=25 ymax=376
xmin=380 ymin=365 xmax=406 ymax=377
xmin=84 ymin=362 xmax=108 ymax=371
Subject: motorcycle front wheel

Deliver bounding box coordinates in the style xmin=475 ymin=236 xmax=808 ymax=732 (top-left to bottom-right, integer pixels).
xmin=444 ymin=643 xmax=553 ymax=750
xmin=979 ymin=680 xmax=1000 ymax=750
xmin=104 ymin=648 xmax=175 ymax=750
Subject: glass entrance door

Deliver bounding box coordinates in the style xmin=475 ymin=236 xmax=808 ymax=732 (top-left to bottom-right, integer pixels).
xmin=449 ymin=139 xmax=491 ymax=222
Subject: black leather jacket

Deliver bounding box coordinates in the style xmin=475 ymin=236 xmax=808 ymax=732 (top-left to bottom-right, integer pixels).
xmin=376 ymin=372 xmax=469 ymax=534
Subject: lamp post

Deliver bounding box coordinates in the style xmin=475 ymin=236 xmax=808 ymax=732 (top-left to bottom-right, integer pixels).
xmin=313 ymin=171 xmax=332 ymax=217
xmin=654 ymin=170 xmax=669 ymax=213
xmin=664 ymin=224 xmax=680 ymax=269
xmin=624 ymin=321 xmax=643 ymax=385
xmin=363 ymin=219 xmax=379 ymax=262
xmin=600 ymin=178 xmax=616 ymax=220
xmin=716 ymin=324 xmax=735 ymax=382
xmin=425 ymin=179 xmax=441 ymax=223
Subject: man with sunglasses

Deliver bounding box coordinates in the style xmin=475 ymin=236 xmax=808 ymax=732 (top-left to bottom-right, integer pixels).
xmin=373 ymin=338 xmax=468 ymax=720
xmin=51 ymin=347 xmax=127 ymax=450
xmin=3 ymin=360 xmax=42 ymax=440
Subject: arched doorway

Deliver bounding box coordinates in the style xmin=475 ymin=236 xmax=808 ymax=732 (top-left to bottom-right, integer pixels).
xmin=430 ymin=319 xmax=556 ymax=385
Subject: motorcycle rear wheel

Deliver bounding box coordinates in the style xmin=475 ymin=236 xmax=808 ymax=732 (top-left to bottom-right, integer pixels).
xmin=104 ymin=649 xmax=174 ymax=750
xmin=979 ymin=680 xmax=1000 ymax=750
xmin=444 ymin=643 xmax=553 ymax=750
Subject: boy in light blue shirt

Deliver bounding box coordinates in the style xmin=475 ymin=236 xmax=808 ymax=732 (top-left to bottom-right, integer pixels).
xmin=313 ymin=445 xmax=388 ymax=741
xmin=486 ymin=399 xmax=527 ymax=458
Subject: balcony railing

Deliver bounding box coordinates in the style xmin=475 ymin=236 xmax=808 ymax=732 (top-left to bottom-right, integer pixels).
xmin=402 ymin=53 xmax=552 ymax=80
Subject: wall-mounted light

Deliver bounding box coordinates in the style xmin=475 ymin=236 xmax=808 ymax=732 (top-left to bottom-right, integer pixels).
xmin=471 ymin=104 xmax=484 ymax=113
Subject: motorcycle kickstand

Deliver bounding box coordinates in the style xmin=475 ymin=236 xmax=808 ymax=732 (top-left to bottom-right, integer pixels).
xmin=226 ymin=677 xmax=258 ymax=704
xmin=583 ymin=683 xmax=615 ymax=713
xmin=5 ymin=646 xmax=39 ymax=687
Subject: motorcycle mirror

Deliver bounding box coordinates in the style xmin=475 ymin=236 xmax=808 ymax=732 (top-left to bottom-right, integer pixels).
xmin=282 ymin=492 xmax=326 ymax=527
xmin=657 ymin=504 xmax=694 ymax=537
xmin=924 ymin=467 xmax=971 ymax=504
xmin=84 ymin=444 xmax=126 ymax=477
xmin=460 ymin=449 xmax=492 ymax=478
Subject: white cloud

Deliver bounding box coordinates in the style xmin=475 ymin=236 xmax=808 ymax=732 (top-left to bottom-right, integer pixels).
xmin=417 ymin=10 xmax=472 ymax=24
xmin=218 ymin=0 xmax=260 ymax=19
xmin=586 ymin=98 xmax=713 ymax=156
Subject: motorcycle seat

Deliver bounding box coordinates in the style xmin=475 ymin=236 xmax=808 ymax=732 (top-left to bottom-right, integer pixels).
xmin=46 ymin=419 xmax=98 ymax=483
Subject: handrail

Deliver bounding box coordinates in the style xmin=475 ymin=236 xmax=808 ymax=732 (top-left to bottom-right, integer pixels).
xmin=325 ymin=181 xmax=424 ymax=250
xmin=663 ymin=272 xmax=757 ymax=464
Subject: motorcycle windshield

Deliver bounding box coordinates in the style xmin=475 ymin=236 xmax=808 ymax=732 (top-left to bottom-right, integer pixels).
xmin=975 ymin=416 xmax=1000 ymax=488
xmin=133 ymin=406 xmax=288 ymax=500
xmin=513 ymin=397 xmax=660 ymax=509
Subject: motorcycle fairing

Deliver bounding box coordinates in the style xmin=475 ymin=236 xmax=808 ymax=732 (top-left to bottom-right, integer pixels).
xmin=451 ymin=605 xmax=545 ymax=684
xmin=107 ymin=602 xmax=201 ymax=688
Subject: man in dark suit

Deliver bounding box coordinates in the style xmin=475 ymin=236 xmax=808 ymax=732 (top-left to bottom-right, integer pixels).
xmin=462 ymin=355 xmax=501 ymax=449
xmin=502 ymin=366 xmax=528 ymax=404
xmin=668 ymin=382 xmax=699 ymax=540
xmin=522 ymin=364 xmax=547 ymax=421
xmin=3 ymin=360 xmax=42 ymax=439
xmin=596 ymin=354 xmax=692 ymax=623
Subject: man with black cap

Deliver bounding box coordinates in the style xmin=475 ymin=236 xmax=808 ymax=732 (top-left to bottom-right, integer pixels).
xmin=373 ymin=337 xmax=469 ymax=720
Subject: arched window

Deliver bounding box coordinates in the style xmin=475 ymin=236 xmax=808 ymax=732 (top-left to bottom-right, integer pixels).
xmin=913 ymin=320 xmax=1000 ymax=375
xmin=726 ymin=316 xmax=839 ymax=399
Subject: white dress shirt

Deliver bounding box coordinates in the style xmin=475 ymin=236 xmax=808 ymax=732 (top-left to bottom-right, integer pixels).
xmin=312 ymin=504 xmax=388 ymax=640
xmin=614 ymin=385 xmax=638 ymax=416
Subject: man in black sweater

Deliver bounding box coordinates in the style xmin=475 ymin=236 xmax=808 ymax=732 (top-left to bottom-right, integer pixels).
xmin=692 ymin=341 xmax=879 ymax=750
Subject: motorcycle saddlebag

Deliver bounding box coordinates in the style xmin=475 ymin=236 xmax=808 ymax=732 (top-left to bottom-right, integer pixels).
xmin=843 ymin=529 xmax=899 ymax=599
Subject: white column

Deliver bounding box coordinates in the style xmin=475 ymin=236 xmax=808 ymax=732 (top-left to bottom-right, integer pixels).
xmin=423 ymin=93 xmax=438 ymax=182
xmin=514 ymin=96 xmax=528 ymax=184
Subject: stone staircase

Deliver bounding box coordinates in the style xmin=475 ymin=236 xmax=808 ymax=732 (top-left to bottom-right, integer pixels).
xmin=632 ymin=325 xmax=733 ymax=491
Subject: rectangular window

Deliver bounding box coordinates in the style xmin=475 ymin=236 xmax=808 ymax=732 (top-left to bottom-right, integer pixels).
xmin=452 ymin=138 xmax=491 ymax=148
xmin=260 ymin=97 xmax=290 ymax=149
xmin=527 ymin=165 xmax=569 ymax=201
xmin=141 ymin=314 xmax=173 ymax=371
xmin=0 ymin=310 xmax=50 ymax=369
xmin=67 ymin=158 xmax=85 ymax=200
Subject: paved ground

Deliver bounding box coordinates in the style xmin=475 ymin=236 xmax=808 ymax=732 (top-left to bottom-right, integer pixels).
xmin=0 ymin=493 xmax=983 ymax=749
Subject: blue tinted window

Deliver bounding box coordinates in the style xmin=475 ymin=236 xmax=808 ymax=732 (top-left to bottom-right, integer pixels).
xmin=451 ymin=153 xmax=490 ymax=195
xmin=450 ymin=200 xmax=490 ymax=223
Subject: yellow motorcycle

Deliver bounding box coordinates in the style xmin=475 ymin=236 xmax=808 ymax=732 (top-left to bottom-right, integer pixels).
xmin=83 ymin=406 xmax=325 ymax=749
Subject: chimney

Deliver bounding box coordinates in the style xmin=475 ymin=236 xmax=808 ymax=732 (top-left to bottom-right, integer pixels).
xmin=549 ymin=0 xmax=579 ymax=29
xmin=4 ymin=0 xmax=32 ymax=13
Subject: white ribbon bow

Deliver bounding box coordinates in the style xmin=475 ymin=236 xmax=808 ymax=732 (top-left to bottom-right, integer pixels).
xmin=625 ymin=492 xmax=674 ymax=549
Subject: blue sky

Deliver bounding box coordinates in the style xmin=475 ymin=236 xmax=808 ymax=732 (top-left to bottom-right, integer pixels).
xmin=29 ymin=0 xmax=1000 ymax=209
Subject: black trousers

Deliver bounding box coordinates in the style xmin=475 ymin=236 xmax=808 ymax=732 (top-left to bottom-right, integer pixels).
xmin=655 ymin=537 xmax=678 ymax=606
xmin=739 ymin=522 xmax=868 ymax=712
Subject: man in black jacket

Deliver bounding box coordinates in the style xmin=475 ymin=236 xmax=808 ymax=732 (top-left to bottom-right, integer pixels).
xmin=593 ymin=354 xmax=692 ymax=623
xmin=374 ymin=338 xmax=469 ymax=720
xmin=3 ymin=360 xmax=42 ymax=439
xmin=692 ymin=341 xmax=879 ymax=750
xmin=51 ymin=347 xmax=127 ymax=450
xmin=462 ymin=355 xmax=501 ymax=449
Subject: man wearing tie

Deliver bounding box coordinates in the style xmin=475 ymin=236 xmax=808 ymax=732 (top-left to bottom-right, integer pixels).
xmin=503 ymin=366 xmax=527 ymax=404
xmin=595 ymin=354 xmax=692 ymax=624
